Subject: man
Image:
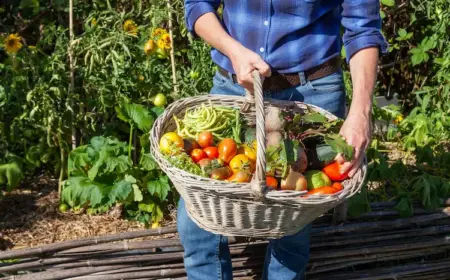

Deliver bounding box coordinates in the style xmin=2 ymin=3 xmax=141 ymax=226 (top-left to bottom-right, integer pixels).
xmin=179 ymin=1 xmax=388 ymax=279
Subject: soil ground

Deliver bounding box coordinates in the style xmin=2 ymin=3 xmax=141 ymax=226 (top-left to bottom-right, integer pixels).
xmin=0 ymin=173 xmax=177 ymax=251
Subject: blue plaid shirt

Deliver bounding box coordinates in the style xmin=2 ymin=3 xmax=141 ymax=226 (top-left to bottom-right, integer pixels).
xmin=185 ymin=0 xmax=388 ymax=74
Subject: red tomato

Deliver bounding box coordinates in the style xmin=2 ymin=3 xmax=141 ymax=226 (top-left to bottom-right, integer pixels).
xmin=218 ymin=138 xmax=237 ymax=164
xmin=307 ymin=186 xmax=339 ymax=195
xmin=322 ymin=161 xmax=349 ymax=181
xmin=203 ymin=146 xmax=219 ymax=159
xmin=266 ymin=176 xmax=279 ymax=190
xmin=198 ymin=131 xmax=214 ymax=148
xmin=332 ymin=182 xmax=344 ymax=191
xmin=190 ymin=149 xmax=207 ymax=163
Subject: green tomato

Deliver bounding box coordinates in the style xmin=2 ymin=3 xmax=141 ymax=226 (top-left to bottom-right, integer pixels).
xmin=304 ymin=170 xmax=331 ymax=190
xmin=190 ymin=70 xmax=199 ymax=80
xmin=59 ymin=203 xmax=69 ymax=213
xmin=156 ymin=48 xmax=168 ymax=59
xmin=154 ymin=93 xmax=167 ymax=107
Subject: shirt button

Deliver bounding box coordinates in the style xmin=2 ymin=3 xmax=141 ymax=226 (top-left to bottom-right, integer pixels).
xmin=260 ymin=47 xmax=265 ymax=52
xmin=264 ymin=20 xmax=269 ymax=26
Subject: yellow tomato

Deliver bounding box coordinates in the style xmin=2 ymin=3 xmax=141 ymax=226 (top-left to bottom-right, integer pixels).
xmin=229 ymin=154 xmax=252 ymax=174
xmin=159 ymin=132 xmax=184 ymax=154
xmin=238 ymin=144 xmax=257 ymax=162
xmin=252 ymin=140 xmax=257 ymax=151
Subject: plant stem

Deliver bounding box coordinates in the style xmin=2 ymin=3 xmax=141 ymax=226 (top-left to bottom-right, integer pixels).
xmin=128 ymin=124 xmax=134 ymax=159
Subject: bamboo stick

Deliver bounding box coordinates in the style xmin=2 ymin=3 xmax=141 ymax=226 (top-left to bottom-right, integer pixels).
xmin=0 ymin=227 xmax=177 ymax=260
xmin=68 ymin=0 xmax=76 ymax=151
xmin=0 ymin=264 xmax=131 ymax=280
xmin=308 ymin=259 xmax=450 ymax=280
xmin=166 ymin=0 xmax=178 ymax=95
xmin=310 ymin=225 xmax=450 ymax=248
xmin=56 ymin=238 xmax=182 ymax=255
xmin=312 ymin=209 xmax=450 ymax=235
xmin=308 ymin=249 xmax=449 ymax=275
xmin=310 ymin=235 xmax=450 ymax=259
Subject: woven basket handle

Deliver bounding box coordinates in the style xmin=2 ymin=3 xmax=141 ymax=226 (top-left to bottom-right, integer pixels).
xmin=247 ymin=70 xmax=267 ymax=201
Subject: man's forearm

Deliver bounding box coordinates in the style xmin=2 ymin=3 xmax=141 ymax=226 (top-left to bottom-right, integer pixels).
xmin=194 ymin=13 xmax=240 ymax=58
xmin=348 ymin=47 xmax=379 ymax=117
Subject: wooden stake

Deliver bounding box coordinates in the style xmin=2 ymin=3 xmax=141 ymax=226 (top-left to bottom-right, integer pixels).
xmin=167 ymin=0 xmax=178 ymax=95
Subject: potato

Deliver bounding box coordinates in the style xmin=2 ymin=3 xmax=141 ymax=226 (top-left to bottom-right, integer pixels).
xmin=281 ymin=169 xmax=308 ymax=191
xmin=266 ymin=131 xmax=283 ymax=148
xmin=265 ymin=107 xmax=285 ymax=132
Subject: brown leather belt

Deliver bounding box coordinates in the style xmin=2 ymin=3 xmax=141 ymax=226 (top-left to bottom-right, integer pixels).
xmin=218 ymin=56 xmax=341 ymax=92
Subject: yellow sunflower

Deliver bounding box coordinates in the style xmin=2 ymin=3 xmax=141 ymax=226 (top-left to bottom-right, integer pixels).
xmin=157 ymin=33 xmax=171 ymax=50
xmin=152 ymin=28 xmax=168 ymax=38
xmin=123 ymin=20 xmax=138 ymax=36
xmin=4 ymin=33 xmax=23 ymax=54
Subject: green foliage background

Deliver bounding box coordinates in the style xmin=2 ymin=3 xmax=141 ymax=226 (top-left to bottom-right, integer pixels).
xmin=0 ymin=0 xmax=449 ymax=222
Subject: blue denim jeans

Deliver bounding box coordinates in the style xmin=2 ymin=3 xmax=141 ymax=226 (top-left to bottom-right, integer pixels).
xmin=177 ymin=70 xmax=346 ymax=280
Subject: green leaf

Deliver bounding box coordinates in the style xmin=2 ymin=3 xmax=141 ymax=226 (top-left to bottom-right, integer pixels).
xmin=26 ymin=146 xmax=42 ymax=167
xmin=62 ymin=177 xmax=105 ymax=207
xmin=421 ymin=37 xmax=436 ymax=52
xmin=394 ymin=197 xmax=413 ymax=217
xmin=302 ymin=112 xmax=328 ymax=124
xmin=150 ymin=107 xmax=165 ymax=118
xmin=109 ymin=176 xmax=134 ymax=202
xmin=19 ymin=0 xmax=40 ymax=15
xmin=90 ymin=136 xmax=108 ymax=152
xmin=0 ymin=162 xmax=24 ymax=191
xmin=68 ymin=145 xmax=90 ymax=176
xmin=421 ymin=94 xmax=430 ymax=111
xmin=140 ymin=153 xmax=158 ymax=171
xmin=324 ymin=134 xmax=354 ymax=161
xmin=381 ymin=0 xmax=395 ymax=7
xmin=147 ymin=175 xmax=170 ymax=201
xmin=347 ymin=184 xmax=371 ymax=217
xmin=115 ymin=102 xmax=155 ymax=133
xmin=398 ymin=29 xmax=407 ymax=37
xmin=132 ymin=184 xmax=143 ymax=202
xmin=380 ymin=10 xmax=386 ymax=19
xmin=88 ymin=149 xmax=109 ymax=181
xmin=104 ymin=155 xmax=132 ymax=174
xmin=439 ymin=181 xmax=450 ymax=199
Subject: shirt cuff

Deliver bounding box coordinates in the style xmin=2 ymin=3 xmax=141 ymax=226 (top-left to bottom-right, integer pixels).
xmin=344 ymin=30 xmax=389 ymax=62
xmin=186 ymin=3 xmax=217 ymax=38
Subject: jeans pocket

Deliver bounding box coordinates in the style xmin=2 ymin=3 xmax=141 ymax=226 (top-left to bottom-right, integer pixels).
xmin=307 ymin=72 xmax=344 ymax=93
xmin=213 ymin=71 xmax=231 ymax=87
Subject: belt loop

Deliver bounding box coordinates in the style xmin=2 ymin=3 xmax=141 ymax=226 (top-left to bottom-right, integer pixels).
xmin=298 ymin=71 xmax=307 ymax=86
xmin=228 ymin=71 xmax=234 ymax=83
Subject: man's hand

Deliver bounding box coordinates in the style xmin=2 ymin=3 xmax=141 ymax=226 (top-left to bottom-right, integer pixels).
xmin=338 ymin=47 xmax=379 ymax=177
xmin=228 ymin=44 xmax=271 ymax=92
xmin=336 ymin=112 xmax=372 ymax=177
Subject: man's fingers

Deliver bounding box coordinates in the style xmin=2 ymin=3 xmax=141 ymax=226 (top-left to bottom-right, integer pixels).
xmin=348 ymin=155 xmax=364 ymax=178
xmin=334 ymin=154 xmax=345 ymax=164
xmin=254 ymin=60 xmax=272 ymax=77
xmin=340 ymin=148 xmax=363 ymax=174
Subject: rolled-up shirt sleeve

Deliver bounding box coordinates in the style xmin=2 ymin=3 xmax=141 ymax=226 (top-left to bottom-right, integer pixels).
xmin=341 ymin=0 xmax=389 ymax=62
xmin=185 ymin=0 xmax=221 ymax=37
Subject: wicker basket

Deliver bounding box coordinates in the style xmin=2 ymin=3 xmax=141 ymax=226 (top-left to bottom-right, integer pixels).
xmin=151 ymin=71 xmax=367 ymax=238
